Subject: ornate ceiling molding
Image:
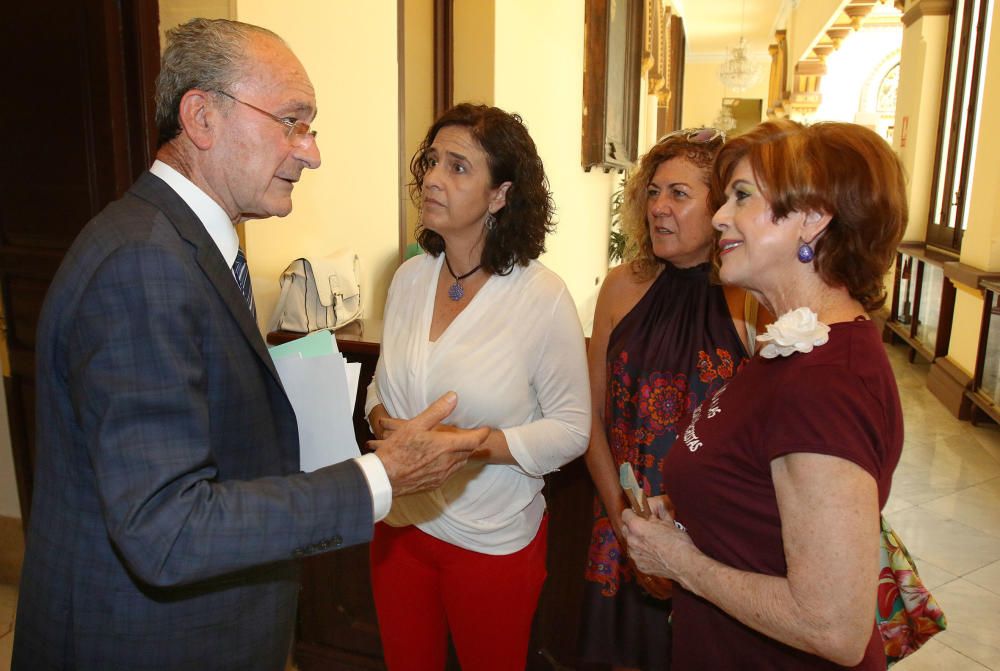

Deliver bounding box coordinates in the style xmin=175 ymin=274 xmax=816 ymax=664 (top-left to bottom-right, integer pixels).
xmin=768 ymin=0 xmax=905 ymax=117
xmin=902 ymin=0 xmax=954 ymax=27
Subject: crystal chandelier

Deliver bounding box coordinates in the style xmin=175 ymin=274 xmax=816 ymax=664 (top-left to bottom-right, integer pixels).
xmin=718 ymin=0 xmax=760 ymax=92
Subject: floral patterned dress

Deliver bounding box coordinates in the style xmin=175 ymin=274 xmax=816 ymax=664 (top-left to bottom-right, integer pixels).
xmin=579 ymin=261 xmax=749 ymax=670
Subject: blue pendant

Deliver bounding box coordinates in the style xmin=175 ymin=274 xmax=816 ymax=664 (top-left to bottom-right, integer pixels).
xmin=448 ymin=281 xmax=465 ymax=301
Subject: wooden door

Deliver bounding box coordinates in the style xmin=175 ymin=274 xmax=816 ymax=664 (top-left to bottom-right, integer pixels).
xmin=0 ymin=0 xmax=160 ymax=522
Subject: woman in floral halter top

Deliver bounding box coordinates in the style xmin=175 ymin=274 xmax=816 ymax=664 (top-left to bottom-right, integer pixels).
xmin=579 ymin=129 xmax=760 ymax=671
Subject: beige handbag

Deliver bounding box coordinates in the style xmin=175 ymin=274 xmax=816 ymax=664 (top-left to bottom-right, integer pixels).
xmin=267 ymin=250 xmax=362 ymax=333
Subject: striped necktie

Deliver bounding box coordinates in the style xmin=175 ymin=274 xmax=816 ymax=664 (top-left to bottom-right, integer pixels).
xmin=232 ymin=248 xmax=257 ymax=320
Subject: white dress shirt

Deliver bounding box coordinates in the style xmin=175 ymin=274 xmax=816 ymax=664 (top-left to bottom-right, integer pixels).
xmin=149 ymin=160 xmax=391 ymax=521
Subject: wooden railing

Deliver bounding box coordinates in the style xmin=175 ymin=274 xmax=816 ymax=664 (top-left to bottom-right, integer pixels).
xmin=884 ymin=242 xmax=958 ymax=362
xmin=968 ymin=279 xmax=1000 ymax=425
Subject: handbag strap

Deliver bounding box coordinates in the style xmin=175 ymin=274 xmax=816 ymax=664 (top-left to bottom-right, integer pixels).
xmin=266 ymin=269 xmax=295 ymax=334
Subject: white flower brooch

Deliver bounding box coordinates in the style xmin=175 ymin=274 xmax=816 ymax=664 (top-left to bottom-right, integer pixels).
xmin=757 ymin=307 xmax=830 ymax=359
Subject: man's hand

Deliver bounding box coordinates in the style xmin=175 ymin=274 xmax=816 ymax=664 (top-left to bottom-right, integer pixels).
xmin=369 ymin=392 xmax=488 ymax=497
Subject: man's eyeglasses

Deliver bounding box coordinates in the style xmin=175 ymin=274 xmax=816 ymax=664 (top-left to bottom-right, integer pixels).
xmin=657 ymin=128 xmax=726 ymax=145
xmin=215 ymin=90 xmax=317 ymax=148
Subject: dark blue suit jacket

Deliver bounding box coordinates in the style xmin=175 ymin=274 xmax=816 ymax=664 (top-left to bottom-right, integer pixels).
xmin=13 ymin=172 xmax=374 ymax=670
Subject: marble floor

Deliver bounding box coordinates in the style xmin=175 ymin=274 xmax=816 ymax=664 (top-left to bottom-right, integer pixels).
xmin=1 ymin=340 xmax=999 ymax=669
xmin=885 ymin=341 xmax=1000 ymax=670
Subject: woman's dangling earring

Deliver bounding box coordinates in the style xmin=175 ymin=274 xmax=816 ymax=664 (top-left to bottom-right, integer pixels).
xmin=797 ymin=242 xmax=815 ymax=263
xmin=485 ymin=212 xmax=496 ymax=232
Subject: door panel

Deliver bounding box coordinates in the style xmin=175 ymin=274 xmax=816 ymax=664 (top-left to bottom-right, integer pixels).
xmin=0 ymin=0 xmax=159 ymax=522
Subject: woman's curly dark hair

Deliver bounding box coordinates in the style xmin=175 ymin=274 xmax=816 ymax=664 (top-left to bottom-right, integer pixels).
xmin=410 ymin=103 xmax=555 ymax=275
xmin=712 ymin=119 xmax=907 ymax=311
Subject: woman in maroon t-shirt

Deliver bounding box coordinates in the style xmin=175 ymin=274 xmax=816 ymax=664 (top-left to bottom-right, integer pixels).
xmin=621 ymin=120 xmax=908 ymax=670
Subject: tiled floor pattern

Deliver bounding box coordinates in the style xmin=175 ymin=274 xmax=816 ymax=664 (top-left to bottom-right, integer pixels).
xmin=885 ymin=342 xmax=1000 ymax=670
xmin=0 ymin=341 xmax=998 ymax=669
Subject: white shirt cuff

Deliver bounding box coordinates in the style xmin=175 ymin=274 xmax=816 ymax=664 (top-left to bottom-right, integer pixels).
xmin=354 ymin=452 xmax=392 ymax=522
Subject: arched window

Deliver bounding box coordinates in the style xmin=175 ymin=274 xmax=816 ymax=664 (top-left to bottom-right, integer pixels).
xmin=877 ymin=63 xmax=899 ymax=115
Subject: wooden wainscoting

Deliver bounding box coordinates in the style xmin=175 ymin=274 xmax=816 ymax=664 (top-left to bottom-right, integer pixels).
xmin=927 ymin=356 xmax=973 ymax=420
xmin=0 ymin=515 xmax=24 ymax=586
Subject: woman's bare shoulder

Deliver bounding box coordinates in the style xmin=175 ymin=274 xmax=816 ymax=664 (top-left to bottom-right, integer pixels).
xmin=604 ymin=262 xmax=655 ymax=297
xmin=597 ymin=263 xmax=657 ymax=325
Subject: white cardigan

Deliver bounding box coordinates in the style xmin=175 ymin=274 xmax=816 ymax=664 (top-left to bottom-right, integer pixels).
xmin=365 ymin=253 xmax=591 ymax=554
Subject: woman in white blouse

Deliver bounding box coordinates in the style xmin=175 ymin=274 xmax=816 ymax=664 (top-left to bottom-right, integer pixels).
xmin=365 ymin=103 xmax=591 ymax=670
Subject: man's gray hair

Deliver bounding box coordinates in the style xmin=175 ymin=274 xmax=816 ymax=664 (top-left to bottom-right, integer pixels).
xmin=154 ymin=18 xmax=283 ymax=147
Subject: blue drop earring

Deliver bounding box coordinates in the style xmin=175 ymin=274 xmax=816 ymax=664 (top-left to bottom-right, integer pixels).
xmin=797 ymin=242 xmax=815 ymax=263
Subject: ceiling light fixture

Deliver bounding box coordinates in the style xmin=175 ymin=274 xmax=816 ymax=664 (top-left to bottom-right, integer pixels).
xmin=719 ymin=0 xmax=760 ymax=92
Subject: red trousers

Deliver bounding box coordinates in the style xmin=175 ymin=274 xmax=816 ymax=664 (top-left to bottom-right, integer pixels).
xmin=370 ymin=517 xmax=548 ymax=671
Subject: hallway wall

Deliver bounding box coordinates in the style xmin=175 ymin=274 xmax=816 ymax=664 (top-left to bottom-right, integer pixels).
xmin=493 ymin=0 xmax=616 ymax=329
xmin=681 ymin=57 xmax=769 ymax=130
xmin=237 ymin=1 xmax=402 ymax=329
xmin=237 ymin=0 xmax=617 ymax=332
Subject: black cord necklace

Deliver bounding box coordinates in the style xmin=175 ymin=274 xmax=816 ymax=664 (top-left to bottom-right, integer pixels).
xmin=444 ymin=255 xmax=482 ymax=301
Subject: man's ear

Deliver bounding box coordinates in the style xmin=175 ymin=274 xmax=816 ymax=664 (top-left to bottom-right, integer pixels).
xmin=800 ymin=209 xmax=833 ymax=245
xmin=177 ymin=89 xmax=216 ymax=150
xmin=489 ymin=181 xmax=512 ymax=213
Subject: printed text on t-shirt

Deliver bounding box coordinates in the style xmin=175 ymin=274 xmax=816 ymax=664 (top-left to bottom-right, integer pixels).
xmin=683 ymin=384 xmax=728 ymax=452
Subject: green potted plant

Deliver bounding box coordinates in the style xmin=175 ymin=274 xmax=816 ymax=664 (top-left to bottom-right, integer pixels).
xmin=608 ymin=174 xmax=628 ymax=264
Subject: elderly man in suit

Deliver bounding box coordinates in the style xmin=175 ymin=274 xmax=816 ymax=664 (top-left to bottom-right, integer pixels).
xmin=12 ymin=18 xmax=486 ymax=671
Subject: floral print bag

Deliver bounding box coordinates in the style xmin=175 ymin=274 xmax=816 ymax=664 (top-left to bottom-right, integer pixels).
xmin=877 ymin=515 xmax=947 ymax=666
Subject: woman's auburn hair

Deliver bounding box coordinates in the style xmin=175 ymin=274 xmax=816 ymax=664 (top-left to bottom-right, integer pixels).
xmin=410 ymin=103 xmax=554 ymax=275
xmin=711 ymin=119 xmax=908 ymax=311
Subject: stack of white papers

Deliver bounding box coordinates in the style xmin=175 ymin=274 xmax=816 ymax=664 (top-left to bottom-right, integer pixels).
xmin=269 ymin=330 xmax=362 ymax=472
